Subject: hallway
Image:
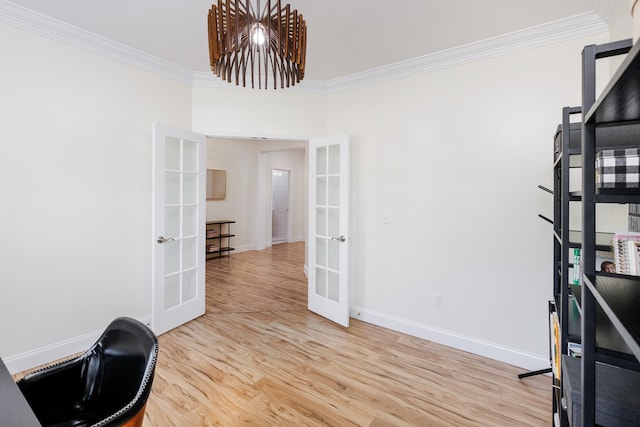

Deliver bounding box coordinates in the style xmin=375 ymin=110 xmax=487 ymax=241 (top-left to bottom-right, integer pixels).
xmin=205 ymin=241 xmax=307 ymax=314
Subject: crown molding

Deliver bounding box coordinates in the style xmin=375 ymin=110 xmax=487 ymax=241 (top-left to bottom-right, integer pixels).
xmin=0 ymin=0 xmax=193 ymax=83
xmin=325 ymin=11 xmax=609 ymax=94
xmin=0 ymin=0 xmax=610 ymax=94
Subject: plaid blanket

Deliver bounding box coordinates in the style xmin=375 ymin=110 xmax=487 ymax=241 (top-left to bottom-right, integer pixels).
xmin=596 ymin=148 xmax=640 ymax=190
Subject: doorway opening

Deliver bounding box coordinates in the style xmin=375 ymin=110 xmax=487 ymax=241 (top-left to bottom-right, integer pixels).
xmin=271 ymin=169 xmax=290 ymax=244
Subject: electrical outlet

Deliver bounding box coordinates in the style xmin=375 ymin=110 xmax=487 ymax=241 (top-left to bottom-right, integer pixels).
xmin=435 ymin=294 xmax=443 ymax=308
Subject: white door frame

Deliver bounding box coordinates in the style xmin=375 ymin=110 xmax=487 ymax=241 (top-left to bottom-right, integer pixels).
xmin=194 ymin=130 xmax=348 ymax=324
xmin=255 ymin=143 xmax=307 ymax=251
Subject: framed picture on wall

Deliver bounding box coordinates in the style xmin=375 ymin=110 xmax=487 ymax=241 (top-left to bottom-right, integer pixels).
xmin=207 ymin=169 xmax=226 ymax=200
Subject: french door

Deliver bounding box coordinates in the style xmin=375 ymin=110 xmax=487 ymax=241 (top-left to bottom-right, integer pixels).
xmin=151 ymin=124 xmax=206 ymax=335
xmin=308 ymin=133 xmax=350 ymax=327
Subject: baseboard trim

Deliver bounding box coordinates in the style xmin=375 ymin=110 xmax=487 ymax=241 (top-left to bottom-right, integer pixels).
xmin=8 ymin=307 xmax=547 ymax=375
xmin=349 ymin=305 xmax=548 ymax=372
xmin=5 ymin=315 xmax=151 ymax=375
xmin=232 ymin=244 xmax=254 ymax=253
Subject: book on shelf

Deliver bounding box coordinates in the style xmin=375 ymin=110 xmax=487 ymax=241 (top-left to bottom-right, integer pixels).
xmin=613 ymin=232 xmax=640 ymax=276
xmin=572 ymin=248 xmax=581 ymax=284
xmin=550 ymin=311 xmax=561 ymax=379
xmin=627 ymin=240 xmax=640 ymax=275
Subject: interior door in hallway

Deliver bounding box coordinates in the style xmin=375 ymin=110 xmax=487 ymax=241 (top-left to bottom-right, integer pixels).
xmin=272 ymin=169 xmax=290 ymax=243
xmin=308 ymin=133 xmax=350 ymax=327
xmin=151 ymin=124 xmax=206 ymax=335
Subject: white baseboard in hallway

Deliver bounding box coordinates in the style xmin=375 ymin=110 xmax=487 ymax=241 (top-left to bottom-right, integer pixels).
xmin=349 ymin=305 xmax=548 ymax=372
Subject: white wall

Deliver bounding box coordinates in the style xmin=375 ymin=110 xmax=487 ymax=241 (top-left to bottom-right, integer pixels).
xmin=205 ymin=137 xmax=258 ymax=252
xmin=0 ymin=23 xmax=192 ymax=370
xmin=327 ymin=34 xmax=615 ymax=365
xmin=196 ymin=30 xmax=618 ymax=368
xmin=192 ymin=87 xmax=327 ymax=139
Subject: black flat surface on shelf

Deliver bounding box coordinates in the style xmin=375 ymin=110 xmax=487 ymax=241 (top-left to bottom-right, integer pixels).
xmin=554 ymin=122 xmax=640 ymax=161
xmin=587 ymin=40 xmax=640 ymax=123
xmin=565 ymin=230 xmax=613 ymax=250
xmin=572 ymin=192 xmax=640 ymax=204
xmin=584 ymin=274 xmax=640 ymax=360
xmin=562 ymin=354 xmax=640 ymax=426
xmin=571 ymin=284 xmax=632 ymax=355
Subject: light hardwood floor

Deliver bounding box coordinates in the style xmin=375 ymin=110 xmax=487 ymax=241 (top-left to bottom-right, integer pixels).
xmin=143 ymin=242 xmax=551 ymax=426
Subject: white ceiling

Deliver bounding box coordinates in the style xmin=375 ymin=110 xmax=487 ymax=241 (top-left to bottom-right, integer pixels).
xmin=1 ymin=0 xmax=620 ymax=82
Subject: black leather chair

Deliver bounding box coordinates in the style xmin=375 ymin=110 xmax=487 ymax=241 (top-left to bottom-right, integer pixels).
xmin=17 ymin=317 xmax=158 ymax=427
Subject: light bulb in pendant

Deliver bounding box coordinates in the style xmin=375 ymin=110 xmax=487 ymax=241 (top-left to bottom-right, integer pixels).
xmin=252 ymin=26 xmax=266 ymax=45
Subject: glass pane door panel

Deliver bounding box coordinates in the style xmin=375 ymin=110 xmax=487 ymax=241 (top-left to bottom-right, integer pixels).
xmin=165 ymin=172 xmax=181 ymax=204
xmin=164 ymin=240 xmax=180 ymax=274
xmin=316 ymin=177 xmax=327 ymax=205
xmin=153 ymin=124 xmax=206 ymax=336
xmin=165 ymin=137 xmax=180 ymax=170
xmin=183 ymin=173 xmax=197 ymax=204
xmin=307 ymin=133 xmax=349 ymax=327
xmin=328 ymin=239 xmax=340 ymax=270
xmin=315 ymin=268 xmax=327 ymax=297
xmin=328 ymin=271 xmax=340 ymax=302
xmin=328 ymin=144 xmax=340 ymax=174
xmin=182 ymin=237 xmax=197 ymax=270
xmin=183 ymin=206 xmax=197 ymax=236
xmin=164 ymin=274 xmax=180 ymax=309
xmin=182 ymin=269 xmax=197 ymax=302
xmin=316 ymin=237 xmax=327 ymax=267
xmin=165 ymin=206 xmax=180 ymax=238
xmin=316 ymin=207 xmax=327 ymax=235
xmin=183 ymin=141 xmax=197 ymax=172
xmin=328 ymin=208 xmax=339 ymax=237
xmin=316 ymin=146 xmax=327 ymax=174
xmin=328 ymin=176 xmax=340 ymax=206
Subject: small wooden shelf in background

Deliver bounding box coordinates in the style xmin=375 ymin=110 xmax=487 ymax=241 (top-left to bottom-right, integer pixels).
xmin=206 ymin=220 xmax=235 ymax=259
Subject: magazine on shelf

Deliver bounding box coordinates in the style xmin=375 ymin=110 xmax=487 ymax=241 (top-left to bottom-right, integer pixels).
xmin=613 ymin=232 xmax=640 ymax=276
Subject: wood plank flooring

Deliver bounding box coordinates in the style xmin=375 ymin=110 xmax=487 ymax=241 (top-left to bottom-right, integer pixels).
xmin=144 ymin=242 xmax=551 ymax=426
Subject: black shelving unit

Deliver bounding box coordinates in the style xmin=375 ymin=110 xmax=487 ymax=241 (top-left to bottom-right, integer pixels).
xmin=552 ymin=109 xmax=617 ymax=348
xmin=206 ymin=220 xmax=236 ymax=259
xmin=550 ymin=106 xmax=582 ymax=427
xmin=579 ymin=38 xmax=640 ymax=426
xmin=549 ymin=52 xmax=640 ymax=422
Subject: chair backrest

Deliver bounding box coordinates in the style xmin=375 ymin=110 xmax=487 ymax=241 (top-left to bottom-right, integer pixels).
xmin=85 ymin=317 xmax=158 ymax=427
xmin=18 ymin=317 xmax=158 ymax=427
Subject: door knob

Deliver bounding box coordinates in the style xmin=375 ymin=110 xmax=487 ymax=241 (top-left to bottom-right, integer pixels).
xmin=330 ymin=235 xmax=346 ymax=242
xmin=157 ymin=236 xmax=175 ymax=244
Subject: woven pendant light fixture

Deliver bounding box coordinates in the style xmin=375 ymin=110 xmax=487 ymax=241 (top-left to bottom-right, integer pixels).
xmin=208 ymin=0 xmax=307 ymax=89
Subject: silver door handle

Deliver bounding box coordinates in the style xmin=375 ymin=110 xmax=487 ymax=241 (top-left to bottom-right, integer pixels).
xmin=157 ymin=236 xmax=175 ymax=244
xmin=330 ymin=235 xmax=346 ymax=242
